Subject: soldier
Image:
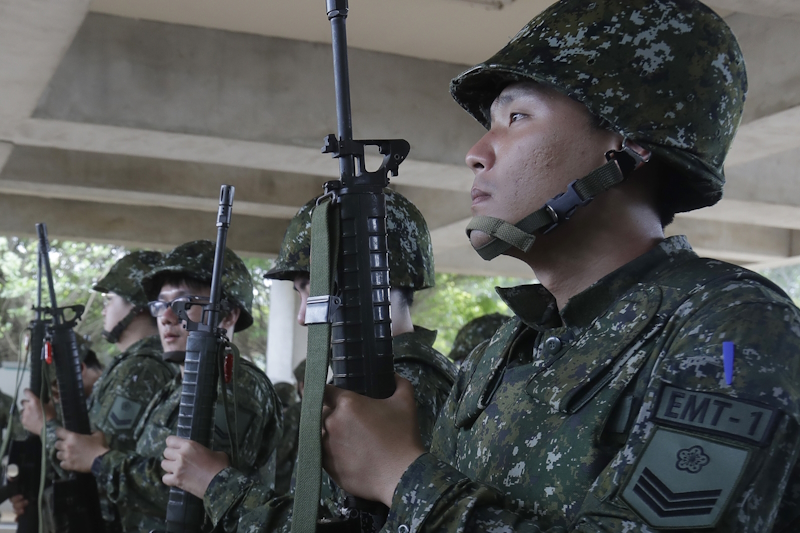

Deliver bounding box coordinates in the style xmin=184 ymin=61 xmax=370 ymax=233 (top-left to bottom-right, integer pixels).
xmin=447 ymin=313 xmax=508 ymax=366
xmin=160 ymin=189 xmax=457 ymax=531
xmin=19 ymin=251 xmax=176 ymax=529
xmin=319 ymin=1 xmax=800 ymax=532
xmin=273 ymin=363 xmax=303 ymax=495
xmin=52 ymin=240 xmax=282 ymax=532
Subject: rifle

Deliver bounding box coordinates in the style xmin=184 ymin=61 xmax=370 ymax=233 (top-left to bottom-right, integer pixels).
xmin=36 ymin=223 xmax=106 ymax=533
xmin=165 ymin=185 xmax=235 ymax=533
xmin=5 ymin=242 xmax=50 ymax=533
xmin=292 ymin=1 xmax=410 ymax=531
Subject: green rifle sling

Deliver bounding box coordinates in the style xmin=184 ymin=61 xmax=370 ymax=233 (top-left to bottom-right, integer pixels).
xmin=291 ymin=198 xmax=338 ymax=533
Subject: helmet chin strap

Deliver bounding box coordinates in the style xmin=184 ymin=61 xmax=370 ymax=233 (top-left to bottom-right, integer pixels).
xmin=102 ymin=306 xmax=145 ymax=344
xmin=466 ymin=141 xmax=649 ymax=261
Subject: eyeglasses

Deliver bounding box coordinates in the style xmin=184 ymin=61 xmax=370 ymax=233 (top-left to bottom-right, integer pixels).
xmin=148 ymin=296 xmax=210 ymax=318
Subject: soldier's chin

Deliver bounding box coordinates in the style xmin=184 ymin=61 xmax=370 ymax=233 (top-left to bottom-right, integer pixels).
xmin=469 ymin=230 xmax=493 ymax=251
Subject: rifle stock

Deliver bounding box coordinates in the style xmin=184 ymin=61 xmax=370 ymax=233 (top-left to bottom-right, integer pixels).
xmin=36 ymin=223 xmax=106 ymax=533
xmin=164 ymin=185 xmax=235 ymax=533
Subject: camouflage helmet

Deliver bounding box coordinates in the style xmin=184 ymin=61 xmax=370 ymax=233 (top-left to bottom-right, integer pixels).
xmin=141 ymin=240 xmax=254 ymax=332
xmin=274 ymin=382 xmax=298 ymax=409
xmin=450 ymin=0 xmax=747 ymax=213
xmin=448 ymin=313 xmax=508 ymax=363
xmin=293 ymin=359 xmax=306 ymax=385
xmin=93 ymin=251 xmax=164 ymax=308
xmin=265 ymin=189 xmax=435 ymax=291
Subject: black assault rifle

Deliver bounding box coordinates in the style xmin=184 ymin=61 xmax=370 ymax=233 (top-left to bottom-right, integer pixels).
xmin=164 ymin=185 xmax=235 ymax=533
xmin=37 ymin=223 xmax=105 ymax=533
xmin=5 ymin=241 xmax=51 ymax=533
xmin=298 ymin=1 xmax=411 ymax=531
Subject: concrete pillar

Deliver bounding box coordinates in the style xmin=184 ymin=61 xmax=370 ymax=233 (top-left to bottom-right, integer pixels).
xmin=265 ymin=280 xmax=298 ymax=384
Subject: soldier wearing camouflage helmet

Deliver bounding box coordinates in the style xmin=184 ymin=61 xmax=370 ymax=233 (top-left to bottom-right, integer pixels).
xmin=158 ymin=189 xmax=456 ymax=529
xmin=52 ymin=241 xmax=282 ymax=533
xmin=19 ymin=252 xmax=177 ymax=530
xmin=447 ymin=313 xmax=508 ymax=366
xmin=315 ymin=1 xmax=800 ymax=532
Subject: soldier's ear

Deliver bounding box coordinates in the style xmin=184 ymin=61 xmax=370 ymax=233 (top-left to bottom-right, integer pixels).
xmin=219 ymin=306 xmax=240 ymax=334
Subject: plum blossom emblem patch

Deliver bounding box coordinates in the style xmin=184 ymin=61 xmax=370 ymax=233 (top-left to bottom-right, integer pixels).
xmin=676 ymin=445 xmax=710 ymax=473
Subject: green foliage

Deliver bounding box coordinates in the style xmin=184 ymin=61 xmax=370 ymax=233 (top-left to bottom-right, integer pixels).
xmin=0 ymin=237 xmax=272 ymax=368
xmin=235 ymin=257 xmax=273 ymax=371
xmin=0 ymin=237 xmax=127 ymax=363
xmin=759 ymin=265 xmax=800 ymax=306
xmin=411 ymin=273 xmax=533 ymax=357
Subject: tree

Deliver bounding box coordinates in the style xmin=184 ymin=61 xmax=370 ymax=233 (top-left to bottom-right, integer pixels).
xmin=410 ymin=273 xmax=533 ymax=357
xmin=0 ymin=237 xmax=272 ymax=369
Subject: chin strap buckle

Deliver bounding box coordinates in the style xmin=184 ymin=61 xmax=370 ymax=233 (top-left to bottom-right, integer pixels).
xmin=606 ymin=139 xmax=651 ymax=176
xmin=542 ymin=180 xmax=592 ymax=234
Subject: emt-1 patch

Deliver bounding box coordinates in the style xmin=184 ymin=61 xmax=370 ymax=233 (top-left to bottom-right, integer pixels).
xmin=107 ymin=396 xmax=143 ymax=430
xmin=622 ymin=428 xmax=749 ymax=529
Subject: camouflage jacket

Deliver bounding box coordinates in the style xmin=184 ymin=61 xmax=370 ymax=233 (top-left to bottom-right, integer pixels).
xmin=0 ymin=389 xmax=23 ymax=443
xmin=43 ymin=335 xmax=175 ymax=527
xmin=274 ymin=400 xmax=301 ymax=496
xmin=384 ymin=236 xmax=800 ymax=532
xmin=94 ymin=357 xmax=283 ymax=533
xmin=201 ymin=326 xmax=457 ymax=532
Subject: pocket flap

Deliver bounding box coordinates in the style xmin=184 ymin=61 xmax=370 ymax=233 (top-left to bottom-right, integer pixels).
xmin=527 ymin=285 xmax=663 ymax=413
xmin=454 ymin=318 xmax=524 ymax=429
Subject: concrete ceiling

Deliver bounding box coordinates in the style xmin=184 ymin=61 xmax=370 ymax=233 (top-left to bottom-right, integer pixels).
xmin=1 ymin=0 xmax=799 ymax=278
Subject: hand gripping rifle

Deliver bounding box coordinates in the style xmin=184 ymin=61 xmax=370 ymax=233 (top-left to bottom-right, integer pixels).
xmin=165 ymin=185 xmax=235 ymax=533
xmin=6 ymin=241 xmax=51 ymax=533
xmin=291 ymin=1 xmax=410 ymax=532
xmin=36 ymin=223 xmax=106 ymax=533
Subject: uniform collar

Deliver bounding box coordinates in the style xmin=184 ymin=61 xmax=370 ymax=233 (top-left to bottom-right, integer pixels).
xmin=124 ymin=334 xmax=163 ymax=356
xmin=498 ymin=236 xmax=697 ymax=331
xmin=395 ymin=325 xmax=438 ymax=347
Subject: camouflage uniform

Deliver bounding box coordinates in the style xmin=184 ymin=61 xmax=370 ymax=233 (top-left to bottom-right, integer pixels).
xmin=188 ymin=190 xmax=456 ymax=531
xmin=386 ymin=237 xmax=800 ymax=532
xmin=199 ymin=326 xmax=455 ymax=532
xmin=41 ymin=252 xmax=177 ymax=529
xmin=94 ymin=358 xmax=281 ymax=532
xmin=448 ymin=313 xmax=509 ymax=365
xmin=377 ymin=1 xmax=800 ymax=532
xmin=0 ymin=389 xmax=23 ymax=443
xmin=272 ymin=381 xmax=300 ymax=496
xmin=92 ymin=241 xmax=282 ymax=532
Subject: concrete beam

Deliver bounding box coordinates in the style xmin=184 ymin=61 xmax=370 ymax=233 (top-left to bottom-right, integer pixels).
xmin=32 ymin=13 xmax=484 ymax=168
xmin=723 ymin=148 xmax=800 ymax=207
xmin=0 ymin=0 xmax=90 ymax=137
xmin=678 ymin=198 xmax=800 ymax=231
xmin=727 ymin=106 xmax=800 ymax=168
xmin=667 ymin=218 xmax=795 ymax=262
xmin=11 ymin=119 xmax=474 ymax=193
xmin=726 ymin=13 xmax=800 ymax=124
xmin=0 ymin=194 xmax=288 ymax=257
xmin=709 ymin=1 xmax=800 ymax=21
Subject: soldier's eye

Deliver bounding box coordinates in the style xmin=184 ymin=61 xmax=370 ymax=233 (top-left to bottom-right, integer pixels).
xmin=509 ymin=112 xmax=527 ymax=123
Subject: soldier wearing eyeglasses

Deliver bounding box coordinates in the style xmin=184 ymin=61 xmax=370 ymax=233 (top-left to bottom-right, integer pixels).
xmin=51 ymin=240 xmax=282 ymax=533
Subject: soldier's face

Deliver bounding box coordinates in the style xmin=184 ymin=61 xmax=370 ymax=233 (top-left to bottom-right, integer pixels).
xmin=465 ymin=82 xmax=620 ymax=251
xmin=293 ymin=274 xmax=310 ymax=327
xmin=156 ymin=281 xmax=211 ymax=353
xmin=102 ymin=292 xmax=134 ymax=333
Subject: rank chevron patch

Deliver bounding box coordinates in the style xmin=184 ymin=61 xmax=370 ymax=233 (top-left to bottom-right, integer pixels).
xmin=107 ymin=396 xmax=143 ymax=431
xmin=622 ymin=428 xmax=750 ymax=528
xmin=632 ymin=467 xmax=722 ymax=518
